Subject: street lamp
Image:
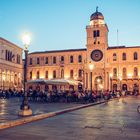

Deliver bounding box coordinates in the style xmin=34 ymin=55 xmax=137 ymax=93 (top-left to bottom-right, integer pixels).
xmin=19 ymin=32 xmax=32 ymax=116
xmin=119 ymin=77 xmax=122 ymax=91
xmin=89 ymin=63 xmax=94 ymax=96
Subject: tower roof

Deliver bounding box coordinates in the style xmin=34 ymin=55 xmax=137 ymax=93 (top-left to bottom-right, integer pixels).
xmin=90 ymin=7 xmax=104 ymax=21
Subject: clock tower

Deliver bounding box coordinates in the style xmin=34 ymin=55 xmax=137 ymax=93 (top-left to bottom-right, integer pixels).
xmin=86 ymin=7 xmax=109 ymax=90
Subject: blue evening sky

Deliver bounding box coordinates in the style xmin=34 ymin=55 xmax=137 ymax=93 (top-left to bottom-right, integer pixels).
xmin=0 ymin=0 xmax=140 ymax=52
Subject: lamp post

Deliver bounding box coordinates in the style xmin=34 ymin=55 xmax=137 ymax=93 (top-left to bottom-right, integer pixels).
xmin=19 ymin=32 xmax=32 ymax=116
xmin=119 ymin=77 xmax=122 ymax=91
xmin=89 ymin=63 xmax=94 ymax=96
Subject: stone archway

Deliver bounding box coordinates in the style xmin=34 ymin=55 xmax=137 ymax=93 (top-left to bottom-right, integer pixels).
xmin=113 ymin=84 xmax=117 ymax=91
xmin=133 ymin=83 xmax=139 ymax=93
xmin=94 ymin=76 xmax=103 ymax=91
xmin=122 ymin=84 xmax=127 ymax=91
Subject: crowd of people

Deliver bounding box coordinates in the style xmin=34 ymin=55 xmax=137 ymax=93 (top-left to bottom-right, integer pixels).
xmin=0 ymin=88 xmax=139 ymax=104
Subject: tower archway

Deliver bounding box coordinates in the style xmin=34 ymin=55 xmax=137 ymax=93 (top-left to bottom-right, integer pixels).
xmin=94 ymin=76 xmax=103 ymax=91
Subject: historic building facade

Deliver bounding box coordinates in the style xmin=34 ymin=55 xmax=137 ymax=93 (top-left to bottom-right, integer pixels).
xmin=27 ymin=8 xmax=140 ymax=92
xmin=0 ymin=37 xmax=23 ymax=90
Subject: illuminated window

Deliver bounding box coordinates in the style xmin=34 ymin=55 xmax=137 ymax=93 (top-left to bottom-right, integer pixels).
xmin=134 ymin=52 xmax=138 ymax=60
xmin=53 ymin=70 xmax=56 ymax=78
xmin=61 ymin=69 xmax=64 ymax=78
xmin=70 ymin=70 xmax=73 ymax=78
xmin=134 ymin=67 xmax=138 ymax=77
xmin=30 ymin=71 xmax=32 ymax=79
xmin=78 ymin=69 xmax=82 ymax=78
xmin=45 ymin=71 xmax=48 ymax=79
xmin=113 ymin=68 xmax=117 ymax=77
xmin=37 ymin=71 xmax=40 ymax=79
xmin=122 ymin=53 xmax=126 ymax=60
xmin=122 ymin=68 xmax=127 ymax=78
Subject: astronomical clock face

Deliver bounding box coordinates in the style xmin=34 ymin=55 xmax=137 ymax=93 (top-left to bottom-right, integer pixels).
xmin=91 ymin=49 xmax=103 ymax=62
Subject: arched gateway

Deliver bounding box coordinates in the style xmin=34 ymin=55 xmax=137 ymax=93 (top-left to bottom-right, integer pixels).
xmin=94 ymin=76 xmax=103 ymax=91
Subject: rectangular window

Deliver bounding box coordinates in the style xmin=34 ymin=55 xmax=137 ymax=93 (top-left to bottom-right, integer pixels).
xmin=97 ymin=30 xmax=100 ymax=37
xmin=70 ymin=56 xmax=74 ymax=63
xmin=37 ymin=57 xmax=40 ymax=64
xmin=53 ymin=70 xmax=56 ymax=78
xmin=30 ymin=58 xmax=32 ymax=65
xmin=5 ymin=50 xmax=7 ymax=60
xmin=46 ymin=71 xmax=48 ymax=79
xmin=53 ymin=57 xmax=56 ymax=64
xmin=93 ymin=30 xmax=100 ymax=38
xmin=45 ymin=57 xmax=48 ymax=64
xmin=93 ymin=31 xmax=96 ymax=37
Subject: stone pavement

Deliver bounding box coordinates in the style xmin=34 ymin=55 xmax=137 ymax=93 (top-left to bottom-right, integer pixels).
xmin=0 ymin=96 xmax=140 ymax=140
xmin=0 ymin=98 xmax=83 ymax=123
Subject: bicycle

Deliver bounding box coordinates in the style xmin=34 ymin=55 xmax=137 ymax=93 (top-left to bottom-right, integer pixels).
xmin=137 ymin=105 xmax=140 ymax=113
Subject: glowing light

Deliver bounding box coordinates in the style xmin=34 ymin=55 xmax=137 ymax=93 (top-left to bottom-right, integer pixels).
xmin=97 ymin=78 xmax=100 ymax=83
xmin=2 ymin=76 xmax=5 ymax=81
xmin=65 ymin=75 xmax=69 ymax=79
xmin=48 ymin=75 xmax=53 ymax=79
xmin=89 ymin=63 xmax=94 ymax=71
xmin=127 ymin=73 xmax=132 ymax=78
xmin=74 ymin=76 xmax=77 ymax=80
xmin=32 ymin=76 xmax=36 ymax=80
xmin=40 ymin=74 xmax=45 ymax=79
xmin=110 ymin=73 xmax=113 ymax=78
xmin=22 ymin=32 xmax=31 ymax=48
xmin=119 ymin=77 xmax=122 ymax=81
xmin=99 ymin=84 xmax=103 ymax=89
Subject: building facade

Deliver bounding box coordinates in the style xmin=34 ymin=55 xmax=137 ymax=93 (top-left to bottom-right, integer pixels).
xmin=0 ymin=37 xmax=23 ymax=90
xmin=27 ymin=8 xmax=140 ymax=92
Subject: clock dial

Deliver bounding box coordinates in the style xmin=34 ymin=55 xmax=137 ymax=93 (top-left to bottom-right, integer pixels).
xmin=91 ymin=49 xmax=103 ymax=62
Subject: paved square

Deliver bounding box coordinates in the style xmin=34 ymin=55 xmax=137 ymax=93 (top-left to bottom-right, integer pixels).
xmin=0 ymin=96 xmax=140 ymax=140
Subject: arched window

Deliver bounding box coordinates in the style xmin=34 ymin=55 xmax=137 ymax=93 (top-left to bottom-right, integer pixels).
xmin=53 ymin=70 xmax=56 ymax=78
xmin=113 ymin=53 xmax=117 ymax=61
xmin=134 ymin=52 xmax=138 ymax=60
xmin=78 ymin=69 xmax=82 ymax=78
xmin=30 ymin=71 xmax=32 ymax=79
xmin=122 ymin=53 xmax=126 ymax=60
xmin=61 ymin=69 xmax=64 ymax=78
xmin=122 ymin=68 xmax=127 ymax=78
xmin=37 ymin=71 xmax=40 ymax=79
xmin=113 ymin=68 xmax=117 ymax=77
xmin=70 ymin=55 xmax=73 ymax=63
xmin=134 ymin=67 xmax=138 ymax=77
xmin=70 ymin=70 xmax=73 ymax=78
xmin=78 ymin=55 xmax=82 ymax=63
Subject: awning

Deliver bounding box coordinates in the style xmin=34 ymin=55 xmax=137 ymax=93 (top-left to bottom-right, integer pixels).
xmin=27 ymin=78 xmax=83 ymax=86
